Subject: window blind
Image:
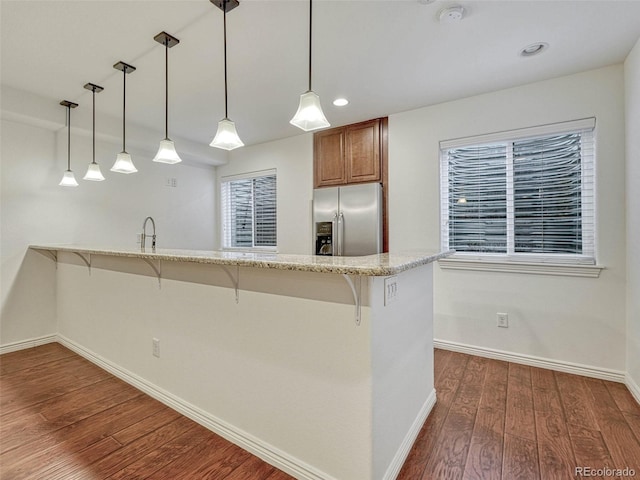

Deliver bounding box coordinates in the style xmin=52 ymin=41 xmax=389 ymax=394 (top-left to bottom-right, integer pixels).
xmin=221 ymin=171 xmax=277 ymax=249
xmin=252 ymin=174 xmax=277 ymax=246
xmin=440 ymin=119 xmax=595 ymax=264
xmin=447 ymin=144 xmax=507 ymax=253
xmin=513 ymin=133 xmax=585 ymax=254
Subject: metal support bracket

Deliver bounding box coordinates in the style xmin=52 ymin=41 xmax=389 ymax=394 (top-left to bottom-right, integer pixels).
xmin=342 ymin=274 xmax=362 ymax=326
xmin=220 ymin=265 xmax=240 ymax=303
xmin=39 ymin=249 xmax=58 ymax=264
xmin=141 ymin=258 xmax=162 ymax=288
xmin=73 ymin=252 xmax=91 ymax=275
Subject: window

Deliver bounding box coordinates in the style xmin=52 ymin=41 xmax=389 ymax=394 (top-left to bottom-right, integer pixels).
xmin=221 ymin=170 xmax=277 ymax=250
xmin=440 ymin=118 xmax=595 ymax=266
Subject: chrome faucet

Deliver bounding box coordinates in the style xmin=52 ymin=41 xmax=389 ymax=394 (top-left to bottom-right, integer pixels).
xmin=141 ymin=216 xmax=156 ymax=250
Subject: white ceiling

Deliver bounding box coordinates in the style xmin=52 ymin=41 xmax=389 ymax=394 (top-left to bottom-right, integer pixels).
xmin=2 ymin=0 xmax=640 ymax=160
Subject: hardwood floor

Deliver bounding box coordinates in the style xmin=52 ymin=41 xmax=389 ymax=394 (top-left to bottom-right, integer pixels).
xmin=0 ymin=344 xmax=293 ymax=480
xmin=398 ymin=349 xmax=640 ymax=480
xmin=1 ymin=344 xmax=639 ymax=479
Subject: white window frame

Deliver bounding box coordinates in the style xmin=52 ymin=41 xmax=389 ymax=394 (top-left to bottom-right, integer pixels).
xmin=439 ymin=118 xmax=603 ymax=277
xmin=220 ymin=169 xmax=277 ymax=252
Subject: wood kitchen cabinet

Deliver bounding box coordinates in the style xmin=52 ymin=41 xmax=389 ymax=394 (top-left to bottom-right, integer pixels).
xmin=314 ymin=117 xmax=389 ymax=252
xmin=314 ymin=128 xmax=346 ymax=186
xmin=314 ymin=118 xmax=385 ymax=188
xmin=345 ymin=119 xmax=381 ymax=184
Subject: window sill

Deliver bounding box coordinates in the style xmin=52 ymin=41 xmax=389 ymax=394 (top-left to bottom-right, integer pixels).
xmin=437 ymin=257 xmax=604 ymax=278
xmin=221 ymin=247 xmax=278 ymax=254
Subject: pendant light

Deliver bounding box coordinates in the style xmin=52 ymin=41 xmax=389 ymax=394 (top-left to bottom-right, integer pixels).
xmin=209 ymin=0 xmax=244 ymax=151
xmin=290 ymin=0 xmax=329 ymax=132
xmin=111 ymin=61 xmax=138 ymax=174
xmin=83 ymin=83 xmax=105 ymax=181
xmin=153 ymin=31 xmax=182 ymax=164
xmin=59 ymin=100 xmax=79 ymax=187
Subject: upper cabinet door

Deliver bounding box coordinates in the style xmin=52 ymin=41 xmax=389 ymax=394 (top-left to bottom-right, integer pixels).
xmin=346 ymin=119 xmax=381 ymax=184
xmin=314 ymin=128 xmax=346 ymax=188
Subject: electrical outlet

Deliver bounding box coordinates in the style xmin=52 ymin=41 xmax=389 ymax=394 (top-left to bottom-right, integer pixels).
xmin=152 ymin=338 xmax=160 ymax=357
xmin=136 ymin=233 xmax=142 ymax=244
xmin=384 ymin=276 xmax=399 ymax=305
xmin=165 ymin=177 xmax=177 ymax=188
xmin=497 ymin=313 xmax=509 ymax=328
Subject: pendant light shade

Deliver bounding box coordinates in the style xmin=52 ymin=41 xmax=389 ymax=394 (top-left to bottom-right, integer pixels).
xmin=153 ymin=138 xmax=182 ymax=163
xmin=290 ymin=0 xmax=329 ymax=132
xmin=111 ymin=61 xmax=137 ymax=174
xmin=210 ymin=0 xmax=244 ymax=151
xmin=83 ymin=83 xmax=105 ymax=181
xmin=290 ymin=91 xmax=330 ymax=132
xmin=110 ymin=152 xmax=136 ymax=174
xmin=59 ymin=100 xmax=79 ymax=187
xmin=84 ymin=162 xmax=105 ymax=181
xmin=59 ymin=170 xmax=79 ymax=187
xmin=153 ymin=32 xmax=183 ymax=164
xmin=210 ymin=118 xmax=244 ymax=150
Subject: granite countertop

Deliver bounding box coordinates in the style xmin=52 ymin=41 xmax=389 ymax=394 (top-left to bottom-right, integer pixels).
xmin=30 ymin=244 xmax=453 ymax=276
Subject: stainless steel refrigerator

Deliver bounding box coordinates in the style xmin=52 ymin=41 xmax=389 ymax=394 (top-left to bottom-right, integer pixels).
xmin=313 ymin=182 xmax=383 ymax=256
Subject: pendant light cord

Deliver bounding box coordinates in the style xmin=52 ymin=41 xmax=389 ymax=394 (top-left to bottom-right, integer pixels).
xmin=223 ymin=0 xmax=228 ymax=119
xmin=92 ymin=89 xmax=96 ymax=163
xmin=165 ymin=40 xmax=169 ymax=139
xmin=122 ymin=67 xmax=126 ymax=152
xmin=308 ymin=0 xmax=313 ymax=92
xmin=67 ymin=105 xmax=71 ymax=171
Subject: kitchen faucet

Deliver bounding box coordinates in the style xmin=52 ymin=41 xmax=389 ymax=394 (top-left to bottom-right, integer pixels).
xmin=141 ymin=216 xmax=156 ymax=250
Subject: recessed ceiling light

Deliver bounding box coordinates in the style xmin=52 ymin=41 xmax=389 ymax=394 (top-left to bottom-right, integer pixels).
xmin=417 ymin=0 xmax=437 ymax=4
xmin=333 ymin=98 xmax=349 ymax=107
xmin=519 ymin=42 xmax=549 ymax=57
xmin=438 ymin=6 xmax=465 ymax=24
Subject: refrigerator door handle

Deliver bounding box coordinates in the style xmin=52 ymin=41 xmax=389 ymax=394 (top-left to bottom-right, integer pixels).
xmin=332 ymin=213 xmax=339 ymax=256
xmin=338 ymin=212 xmax=344 ymax=256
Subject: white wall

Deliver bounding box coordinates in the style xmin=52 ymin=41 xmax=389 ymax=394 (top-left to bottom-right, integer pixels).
xmin=56 ymin=256 xmax=372 ymax=480
xmin=389 ymin=65 xmax=627 ymax=372
xmin=370 ymin=265 xmax=434 ymax=480
xmin=1 ymin=107 xmax=217 ymax=346
xmin=625 ymin=38 xmax=640 ymax=392
xmin=217 ymin=134 xmax=313 ymax=254
xmin=1 ymin=120 xmax=58 ymax=345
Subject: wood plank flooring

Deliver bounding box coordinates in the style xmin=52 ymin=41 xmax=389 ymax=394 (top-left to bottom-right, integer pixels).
xmin=1 ymin=344 xmax=639 ymax=479
xmin=398 ymin=349 xmax=640 ymax=480
xmin=0 ymin=344 xmax=293 ymax=480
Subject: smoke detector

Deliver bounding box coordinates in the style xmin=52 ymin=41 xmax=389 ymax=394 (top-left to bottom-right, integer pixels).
xmin=439 ymin=6 xmax=465 ymax=24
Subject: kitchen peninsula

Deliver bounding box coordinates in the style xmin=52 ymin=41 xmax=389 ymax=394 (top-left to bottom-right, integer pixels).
xmin=30 ymin=244 xmax=451 ymax=480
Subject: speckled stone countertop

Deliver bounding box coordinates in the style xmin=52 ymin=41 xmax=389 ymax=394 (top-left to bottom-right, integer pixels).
xmin=30 ymin=244 xmax=453 ymax=276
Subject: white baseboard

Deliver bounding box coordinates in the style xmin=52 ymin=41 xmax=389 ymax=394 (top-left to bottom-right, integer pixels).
xmin=0 ymin=334 xmax=57 ymax=355
xmin=56 ymin=334 xmax=337 ymax=480
xmin=434 ymin=339 xmax=626 ymax=383
xmin=626 ymin=373 xmax=640 ymax=405
xmin=383 ymin=389 xmax=436 ymax=480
